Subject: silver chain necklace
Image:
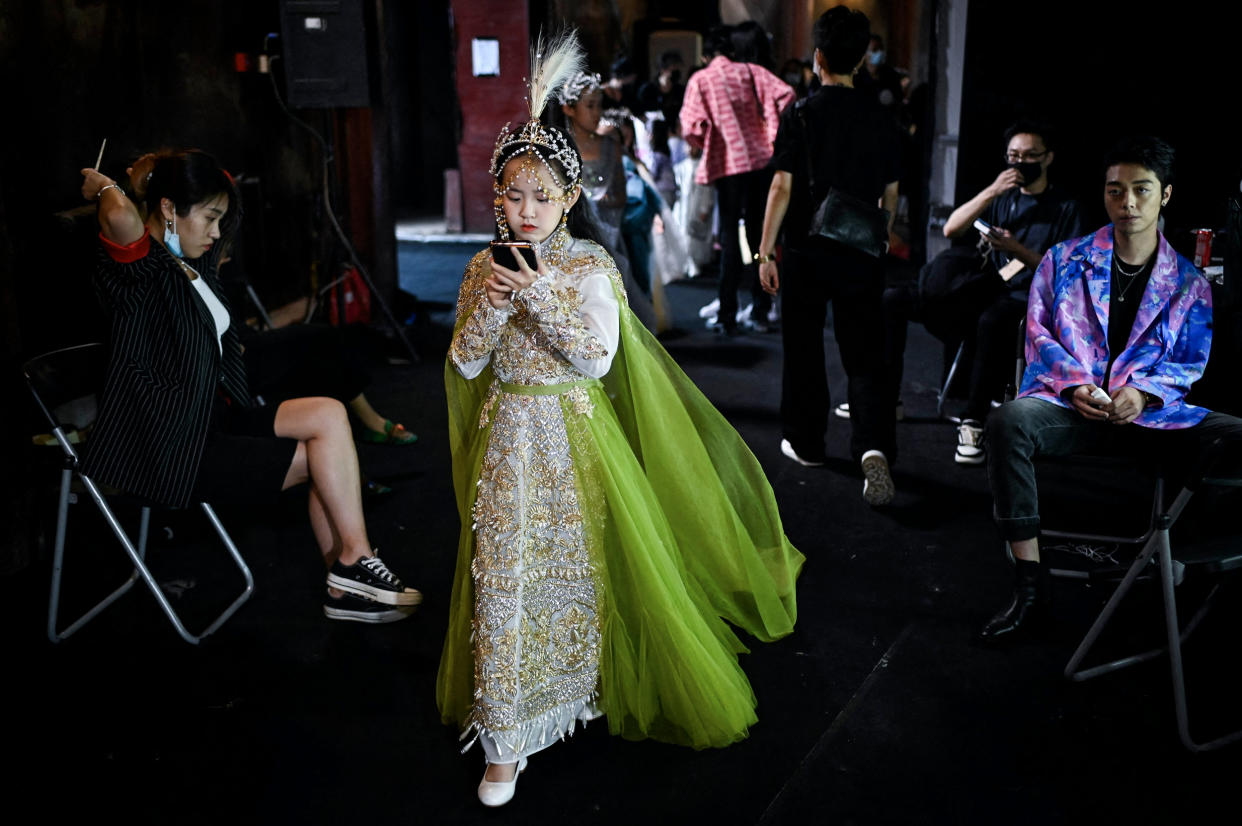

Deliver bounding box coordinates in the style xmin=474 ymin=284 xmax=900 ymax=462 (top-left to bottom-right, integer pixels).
xmin=1114 ymin=255 xmax=1148 ymax=303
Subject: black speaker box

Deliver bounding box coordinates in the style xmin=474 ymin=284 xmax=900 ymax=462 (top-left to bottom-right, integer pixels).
xmin=278 ymin=0 xmax=372 ymax=108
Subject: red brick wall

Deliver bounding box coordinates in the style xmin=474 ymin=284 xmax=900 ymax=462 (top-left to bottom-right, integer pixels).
xmin=452 ymin=0 xmax=531 ymax=233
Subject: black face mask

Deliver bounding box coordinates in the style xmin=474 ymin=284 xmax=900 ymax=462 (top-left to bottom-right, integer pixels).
xmin=668 ymin=69 xmax=682 ymax=84
xmin=1010 ymin=160 xmax=1043 ymax=185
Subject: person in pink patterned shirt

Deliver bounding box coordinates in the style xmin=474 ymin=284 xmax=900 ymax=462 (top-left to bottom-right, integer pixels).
xmin=680 ymin=24 xmax=794 ymax=334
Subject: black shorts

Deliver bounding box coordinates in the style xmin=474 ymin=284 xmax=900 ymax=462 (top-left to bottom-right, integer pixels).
xmin=190 ymin=394 xmax=298 ymax=506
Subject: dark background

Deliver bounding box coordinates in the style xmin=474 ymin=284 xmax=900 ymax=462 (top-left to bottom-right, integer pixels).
xmin=956 ymin=0 xmax=1240 ymax=256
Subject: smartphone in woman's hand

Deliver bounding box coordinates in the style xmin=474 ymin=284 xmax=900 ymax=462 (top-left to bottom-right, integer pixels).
xmin=491 ymin=241 xmax=537 ymax=270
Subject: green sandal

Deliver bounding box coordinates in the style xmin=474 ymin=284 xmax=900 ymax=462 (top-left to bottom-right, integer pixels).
xmin=361 ymin=419 xmax=418 ymax=445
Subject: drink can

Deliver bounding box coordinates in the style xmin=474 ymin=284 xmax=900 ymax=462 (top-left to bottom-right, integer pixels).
xmin=1193 ymin=228 xmax=1214 ymax=268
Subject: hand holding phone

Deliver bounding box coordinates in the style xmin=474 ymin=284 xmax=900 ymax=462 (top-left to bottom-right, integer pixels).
xmin=973 ymin=218 xmax=995 ymax=237
xmin=490 ymin=241 xmax=537 ymax=271
xmin=1088 ymin=386 xmax=1112 ymax=405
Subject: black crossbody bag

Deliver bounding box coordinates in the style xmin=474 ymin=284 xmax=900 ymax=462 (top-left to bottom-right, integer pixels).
xmin=794 ymin=98 xmax=890 ymax=258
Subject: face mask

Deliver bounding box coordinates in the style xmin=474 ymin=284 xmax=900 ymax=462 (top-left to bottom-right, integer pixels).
xmin=668 ymin=69 xmax=682 ymax=84
xmin=785 ymin=72 xmax=801 ymax=86
xmin=868 ymin=50 xmax=885 ymax=66
xmin=1010 ymin=160 xmax=1043 ymax=185
xmin=164 ymin=214 xmax=183 ymax=258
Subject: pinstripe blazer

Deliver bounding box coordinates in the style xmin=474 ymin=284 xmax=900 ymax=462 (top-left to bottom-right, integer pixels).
xmin=81 ymin=232 xmax=251 ymax=508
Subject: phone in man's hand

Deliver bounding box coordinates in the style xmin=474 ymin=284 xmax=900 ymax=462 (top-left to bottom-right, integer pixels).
xmin=973 ymin=218 xmax=996 ymax=236
xmin=491 ymin=241 xmax=537 ymax=271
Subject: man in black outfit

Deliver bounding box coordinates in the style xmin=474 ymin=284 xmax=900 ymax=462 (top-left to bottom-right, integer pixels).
xmin=888 ymin=122 xmax=1083 ymax=466
xmin=756 ymin=6 xmax=903 ymax=506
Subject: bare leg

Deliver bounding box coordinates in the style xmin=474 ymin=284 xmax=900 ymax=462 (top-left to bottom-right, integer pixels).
xmin=277 ymin=397 xmax=371 ymax=567
xmin=348 ymin=393 xmax=389 ymax=434
xmin=1010 ymin=537 xmax=1040 ymax=563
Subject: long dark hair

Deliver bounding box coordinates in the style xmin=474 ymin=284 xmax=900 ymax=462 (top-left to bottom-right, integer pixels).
xmin=144 ymin=149 xmax=241 ymax=237
xmin=493 ymin=122 xmax=612 ymax=252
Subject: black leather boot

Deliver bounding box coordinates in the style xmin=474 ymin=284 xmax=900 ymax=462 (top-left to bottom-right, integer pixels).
xmin=979 ymin=559 xmax=1049 ymax=642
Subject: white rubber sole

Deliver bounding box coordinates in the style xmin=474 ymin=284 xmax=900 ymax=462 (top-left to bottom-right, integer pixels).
xmin=326 ymin=574 xmax=423 ymax=606
xmin=323 ymin=603 xmax=417 ymax=624
xmin=860 ymin=450 xmax=895 ymax=506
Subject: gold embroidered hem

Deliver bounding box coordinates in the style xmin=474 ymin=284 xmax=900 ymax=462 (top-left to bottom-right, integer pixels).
xmin=460 ymin=696 xmax=603 ymax=761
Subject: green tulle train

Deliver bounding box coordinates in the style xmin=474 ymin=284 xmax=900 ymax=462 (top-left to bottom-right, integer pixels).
xmin=436 ymin=273 xmax=804 ymax=750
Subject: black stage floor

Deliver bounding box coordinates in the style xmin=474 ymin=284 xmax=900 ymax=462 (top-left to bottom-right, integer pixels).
xmin=9 ymin=268 xmax=1242 ymax=825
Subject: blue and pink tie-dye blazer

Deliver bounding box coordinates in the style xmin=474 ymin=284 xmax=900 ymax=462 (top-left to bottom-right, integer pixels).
xmin=1017 ymin=225 xmax=1213 ymax=429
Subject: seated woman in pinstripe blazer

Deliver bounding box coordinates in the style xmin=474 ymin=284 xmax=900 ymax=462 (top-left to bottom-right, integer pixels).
xmin=79 ymin=149 xmax=421 ymax=624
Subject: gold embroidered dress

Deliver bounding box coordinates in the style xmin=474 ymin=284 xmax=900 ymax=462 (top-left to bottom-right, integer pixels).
xmin=438 ymin=227 xmax=803 ymax=758
xmin=448 ymin=229 xmax=618 ymax=761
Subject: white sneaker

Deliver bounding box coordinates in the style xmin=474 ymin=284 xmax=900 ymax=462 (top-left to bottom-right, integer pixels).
xmin=736 ymin=303 xmax=753 ymax=323
xmin=780 ymin=439 xmax=825 ymax=467
xmin=860 ymin=450 xmax=895 ymax=506
xmin=833 ymin=402 xmax=905 ymax=421
xmin=478 ymin=757 xmax=528 ymax=807
xmin=955 ymin=420 xmax=985 ymax=465
xmin=698 ymin=298 xmax=721 ymax=319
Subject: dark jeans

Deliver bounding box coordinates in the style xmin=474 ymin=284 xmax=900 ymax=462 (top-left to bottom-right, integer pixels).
xmin=986 ymin=397 xmax=1242 ymax=541
xmin=715 ymin=169 xmax=773 ymax=329
xmin=780 ymin=241 xmax=895 ymax=464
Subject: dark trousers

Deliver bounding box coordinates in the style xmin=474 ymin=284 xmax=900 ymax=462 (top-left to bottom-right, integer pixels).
xmin=780 ymin=242 xmax=895 ymax=463
xmin=881 ymin=276 xmax=1025 ymax=421
xmin=986 ymin=397 xmax=1242 ymax=541
xmin=963 ymin=292 xmax=1028 ymax=421
xmin=715 ymin=169 xmax=773 ymax=329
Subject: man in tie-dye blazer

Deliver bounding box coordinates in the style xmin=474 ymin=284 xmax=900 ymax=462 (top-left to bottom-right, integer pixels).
xmin=978 ymin=136 xmax=1242 ymax=642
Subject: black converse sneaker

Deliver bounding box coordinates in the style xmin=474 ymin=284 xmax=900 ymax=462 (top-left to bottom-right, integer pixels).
xmin=323 ymin=591 xmax=417 ymax=624
xmin=327 ymin=553 xmax=422 ymax=606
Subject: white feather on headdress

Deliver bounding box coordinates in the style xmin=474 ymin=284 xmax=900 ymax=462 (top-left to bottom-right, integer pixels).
xmin=526 ymin=29 xmax=586 ymax=122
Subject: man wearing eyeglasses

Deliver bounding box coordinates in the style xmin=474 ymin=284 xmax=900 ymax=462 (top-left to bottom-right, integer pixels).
xmin=922 ymin=121 xmax=1083 ymax=464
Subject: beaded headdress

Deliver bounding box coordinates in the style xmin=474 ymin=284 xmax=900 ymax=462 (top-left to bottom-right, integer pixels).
xmin=556 ymin=70 xmax=602 ymax=105
xmin=490 ymin=31 xmax=588 ymax=238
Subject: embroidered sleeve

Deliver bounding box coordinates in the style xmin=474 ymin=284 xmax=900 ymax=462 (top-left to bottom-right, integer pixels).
xmin=512 ymin=270 xmax=618 ymax=379
xmin=450 ymin=252 xmax=513 ymax=379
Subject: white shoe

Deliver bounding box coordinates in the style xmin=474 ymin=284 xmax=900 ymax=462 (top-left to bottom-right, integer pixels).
xmin=955 ymin=420 xmax=985 ymax=465
xmin=735 ymin=303 xmax=753 ymax=323
xmin=478 ymin=757 xmax=528 ymax=807
xmin=860 ymin=450 xmax=895 ymax=506
xmin=780 ymin=439 xmax=825 ymax=467
xmin=833 ymin=402 xmax=905 ymax=421
xmin=698 ymin=298 xmax=721 ymax=319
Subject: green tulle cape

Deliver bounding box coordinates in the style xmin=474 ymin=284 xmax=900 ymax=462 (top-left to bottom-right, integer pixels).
xmin=436 ymin=278 xmax=804 ymax=749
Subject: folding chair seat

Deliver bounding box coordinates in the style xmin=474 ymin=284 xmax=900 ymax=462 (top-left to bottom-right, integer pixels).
xmin=1061 ymin=441 xmax=1242 ymax=752
xmin=24 ymin=342 xmax=253 ymax=645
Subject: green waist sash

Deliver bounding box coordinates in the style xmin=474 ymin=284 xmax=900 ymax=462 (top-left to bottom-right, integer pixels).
xmin=498 ymin=378 xmax=601 ymax=396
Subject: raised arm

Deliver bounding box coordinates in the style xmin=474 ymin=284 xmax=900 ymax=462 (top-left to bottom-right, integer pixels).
xmin=80 ymin=165 xmax=146 ymax=245
xmin=449 ymin=252 xmax=512 ymax=379
xmin=512 ymin=270 xmax=618 ymax=379
xmin=942 ymin=167 xmax=1021 ymax=238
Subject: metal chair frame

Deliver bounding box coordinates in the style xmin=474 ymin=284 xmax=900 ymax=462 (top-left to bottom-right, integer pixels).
xmin=1063 ymin=470 xmax=1242 ymax=752
xmin=26 ymin=343 xmax=254 ymax=645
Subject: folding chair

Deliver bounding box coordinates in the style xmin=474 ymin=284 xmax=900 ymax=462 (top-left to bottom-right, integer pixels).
xmin=24 ymin=343 xmax=254 ymax=645
xmin=936 ymin=340 xmax=966 ymax=419
xmin=1063 ymin=441 xmax=1242 ymax=752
